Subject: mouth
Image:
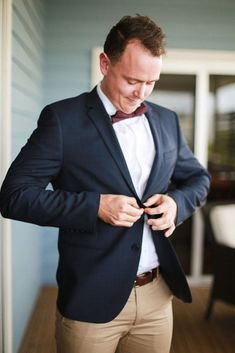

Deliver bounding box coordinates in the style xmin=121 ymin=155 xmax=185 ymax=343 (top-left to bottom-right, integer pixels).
xmin=128 ymin=98 xmax=141 ymax=103
xmin=127 ymin=99 xmax=142 ymax=107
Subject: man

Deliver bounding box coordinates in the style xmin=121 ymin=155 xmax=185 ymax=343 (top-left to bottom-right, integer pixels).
xmin=0 ymin=15 xmax=210 ymax=353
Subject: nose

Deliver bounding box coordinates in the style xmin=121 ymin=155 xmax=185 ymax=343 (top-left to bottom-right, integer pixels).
xmin=134 ymin=83 xmax=146 ymax=100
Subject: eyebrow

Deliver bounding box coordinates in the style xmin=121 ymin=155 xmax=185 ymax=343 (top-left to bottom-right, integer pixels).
xmin=124 ymin=75 xmax=157 ymax=84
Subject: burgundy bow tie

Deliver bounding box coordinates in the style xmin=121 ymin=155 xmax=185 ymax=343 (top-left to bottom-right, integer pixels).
xmin=111 ymin=103 xmax=148 ymax=124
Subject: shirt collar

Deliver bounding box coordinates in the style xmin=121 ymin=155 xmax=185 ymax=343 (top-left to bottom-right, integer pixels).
xmin=96 ymin=83 xmax=117 ymax=117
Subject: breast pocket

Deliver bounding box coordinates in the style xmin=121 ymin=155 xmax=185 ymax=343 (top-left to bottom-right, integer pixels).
xmin=162 ymin=149 xmax=177 ymax=179
xmin=164 ymin=149 xmax=177 ymax=161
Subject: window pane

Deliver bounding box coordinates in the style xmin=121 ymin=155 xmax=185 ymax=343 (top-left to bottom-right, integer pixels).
xmin=208 ymin=75 xmax=235 ymax=200
xmin=151 ymin=74 xmax=196 ymax=275
xmin=151 ymin=74 xmax=195 ymax=149
xmin=203 ymin=75 xmax=235 ymax=274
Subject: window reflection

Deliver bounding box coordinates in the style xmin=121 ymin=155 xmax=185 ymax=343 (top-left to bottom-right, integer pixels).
xmin=208 ymin=75 xmax=235 ymax=201
xmin=151 ymin=74 xmax=195 ymax=149
xmin=204 ymin=76 xmax=235 ymax=274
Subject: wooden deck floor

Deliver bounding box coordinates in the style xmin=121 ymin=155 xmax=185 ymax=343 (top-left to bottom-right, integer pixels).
xmin=19 ymin=287 xmax=235 ymax=353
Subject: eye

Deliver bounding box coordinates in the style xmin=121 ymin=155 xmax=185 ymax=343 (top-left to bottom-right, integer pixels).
xmin=127 ymin=80 xmax=137 ymax=85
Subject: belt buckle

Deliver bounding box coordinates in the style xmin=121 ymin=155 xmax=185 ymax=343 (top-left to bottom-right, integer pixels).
xmin=152 ymin=266 xmax=159 ymax=280
xmin=134 ymin=279 xmax=140 ymax=288
xmin=134 ymin=271 xmax=150 ymax=288
xmin=134 ymin=267 xmax=160 ymax=288
xmin=156 ymin=266 xmax=160 ymax=277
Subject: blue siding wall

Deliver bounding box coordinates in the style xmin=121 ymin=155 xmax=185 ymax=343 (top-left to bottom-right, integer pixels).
xmin=11 ymin=1 xmax=44 ymax=351
xmin=43 ymin=0 xmax=235 ymax=103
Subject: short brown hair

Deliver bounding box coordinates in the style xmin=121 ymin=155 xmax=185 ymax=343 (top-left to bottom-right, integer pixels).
xmin=104 ymin=15 xmax=166 ymax=64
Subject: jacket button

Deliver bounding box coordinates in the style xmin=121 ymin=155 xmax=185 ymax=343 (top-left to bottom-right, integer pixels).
xmin=131 ymin=243 xmax=140 ymax=251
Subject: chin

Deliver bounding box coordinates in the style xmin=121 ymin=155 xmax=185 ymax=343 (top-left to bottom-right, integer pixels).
xmin=123 ymin=107 xmax=136 ymax=113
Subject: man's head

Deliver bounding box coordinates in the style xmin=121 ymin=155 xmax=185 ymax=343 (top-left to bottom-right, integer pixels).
xmin=104 ymin=15 xmax=165 ymax=64
xmin=100 ymin=15 xmax=165 ymax=113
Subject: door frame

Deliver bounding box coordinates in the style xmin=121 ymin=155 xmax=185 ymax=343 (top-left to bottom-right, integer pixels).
xmin=0 ymin=0 xmax=13 ymax=352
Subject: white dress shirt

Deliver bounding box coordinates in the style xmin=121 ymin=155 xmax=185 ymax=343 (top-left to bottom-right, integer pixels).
xmin=97 ymin=84 xmax=159 ymax=274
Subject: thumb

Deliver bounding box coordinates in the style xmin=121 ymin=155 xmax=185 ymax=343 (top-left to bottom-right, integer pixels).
xmin=129 ymin=197 xmax=141 ymax=209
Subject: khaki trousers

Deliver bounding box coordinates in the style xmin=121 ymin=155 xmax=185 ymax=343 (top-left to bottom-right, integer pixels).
xmin=55 ymin=275 xmax=173 ymax=353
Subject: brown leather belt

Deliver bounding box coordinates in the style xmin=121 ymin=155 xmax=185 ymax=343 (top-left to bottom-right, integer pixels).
xmin=134 ymin=267 xmax=160 ymax=287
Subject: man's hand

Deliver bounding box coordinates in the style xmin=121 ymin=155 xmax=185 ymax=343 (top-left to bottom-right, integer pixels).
xmin=98 ymin=194 xmax=144 ymax=227
xmin=144 ymin=194 xmax=177 ymax=237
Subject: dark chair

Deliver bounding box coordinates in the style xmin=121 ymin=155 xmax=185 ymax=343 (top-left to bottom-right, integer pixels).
xmin=203 ymin=203 xmax=235 ymax=319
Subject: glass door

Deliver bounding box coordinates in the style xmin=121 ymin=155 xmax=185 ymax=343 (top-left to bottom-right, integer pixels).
xmin=208 ymin=75 xmax=235 ymax=201
xmin=203 ymin=75 xmax=235 ymax=273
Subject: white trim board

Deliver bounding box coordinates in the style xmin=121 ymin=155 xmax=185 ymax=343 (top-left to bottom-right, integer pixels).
xmin=91 ymin=47 xmax=235 ymax=87
xmin=0 ymin=1 xmax=13 ymax=353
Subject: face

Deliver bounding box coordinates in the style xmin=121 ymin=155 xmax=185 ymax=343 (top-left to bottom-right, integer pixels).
xmin=100 ymin=40 xmax=162 ymax=113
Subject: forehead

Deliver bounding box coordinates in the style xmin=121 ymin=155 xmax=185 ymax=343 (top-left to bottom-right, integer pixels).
xmin=115 ymin=40 xmax=162 ymax=80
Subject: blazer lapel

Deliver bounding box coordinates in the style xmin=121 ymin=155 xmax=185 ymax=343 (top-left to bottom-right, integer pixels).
xmin=142 ymin=105 xmax=163 ymax=202
xmin=86 ymin=88 xmax=139 ymax=199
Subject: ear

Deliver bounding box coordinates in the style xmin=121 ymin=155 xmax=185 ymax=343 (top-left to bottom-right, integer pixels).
xmin=99 ymin=52 xmax=110 ymax=76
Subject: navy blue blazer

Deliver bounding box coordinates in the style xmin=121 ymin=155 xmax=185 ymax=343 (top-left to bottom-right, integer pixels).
xmin=0 ymin=87 xmax=210 ymax=323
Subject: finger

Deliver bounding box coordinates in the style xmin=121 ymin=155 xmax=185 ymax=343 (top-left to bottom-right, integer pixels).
xmin=115 ymin=221 xmax=134 ymax=227
xmin=113 ymin=208 xmax=142 ymax=223
xmin=143 ymin=194 xmax=161 ymax=207
xmin=113 ymin=219 xmax=140 ymax=228
xmin=117 ymin=213 xmax=142 ymax=223
xmin=116 ymin=197 xmax=142 ymax=214
xmin=128 ymin=197 xmax=141 ymax=208
xmin=164 ymin=224 xmax=175 ymax=237
xmin=126 ymin=205 xmax=144 ymax=217
xmin=125 ymin=197 xmax=144 ymax=215
xmin=123 ymin=196 xmax=140 ymax=208
xmin=144 ymin=205 xmax=164 ymax=216
xmin=148 ymin=218 xmax=175 ymax=232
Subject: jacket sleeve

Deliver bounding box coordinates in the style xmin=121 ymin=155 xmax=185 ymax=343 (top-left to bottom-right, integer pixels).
xmin=0 ymin=105 xmax=100 ymax=232
xmin=167 ymin=113 xmax=211 ymax=226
